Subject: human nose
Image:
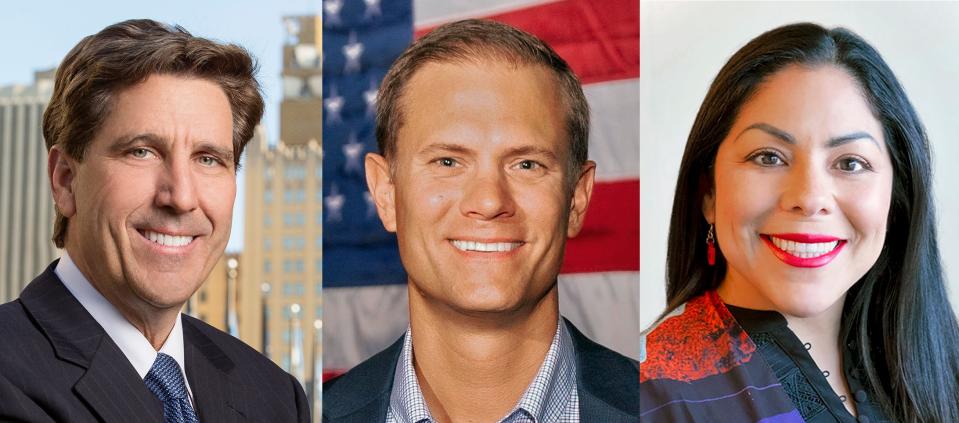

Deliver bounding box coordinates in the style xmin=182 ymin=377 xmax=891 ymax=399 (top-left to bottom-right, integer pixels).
xmin=779 ymin=161 xmax=833 ymax=217
xmin=458 ymin=167 xmax=516 ymax=221
xmin=155 ymin=156 xmax=199 ymax=213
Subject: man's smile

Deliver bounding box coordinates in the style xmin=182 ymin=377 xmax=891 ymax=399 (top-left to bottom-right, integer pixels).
xmin=449 ymin=239 xmax=524 ymax=253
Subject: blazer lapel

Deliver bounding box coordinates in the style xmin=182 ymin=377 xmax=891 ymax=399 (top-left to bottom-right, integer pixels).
xmin=73 ymin=338 xmax=165 ymax=423
xmin=565 ymin=318 xmax=639 ymax=421
xmin=20 ymin=261 xmax=164 ymax=423
xmin=322 ymin=335 xmax=403 ymax=422
xmin=183 ymin=318 xmax=248 ymax=421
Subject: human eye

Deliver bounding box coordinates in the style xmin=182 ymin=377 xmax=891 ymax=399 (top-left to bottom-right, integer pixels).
xmin=128 ymin=147 xmax=156 ymax=160
xmin=432 ymin=157 xmax=460 ymax=168
xmin=834 ymin=155 xmax=873 ymax=173
xmin=197 ymin=154 xmax=225 ymax=168
xmin=515 ymin=159 xmax=543 ymax=171
xmin=746 ymin=149 xmax=787 ymax=167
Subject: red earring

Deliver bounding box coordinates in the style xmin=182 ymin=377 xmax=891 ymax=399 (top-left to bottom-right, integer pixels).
xmin=707 ymin=224 xmax=716 ymax=266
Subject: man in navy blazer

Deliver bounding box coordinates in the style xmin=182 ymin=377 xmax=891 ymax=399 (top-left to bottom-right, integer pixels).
xmin=0 ymin=20 xmax=309 ymax=422
xmin=323 ymin=19 xmax=638 ymax=422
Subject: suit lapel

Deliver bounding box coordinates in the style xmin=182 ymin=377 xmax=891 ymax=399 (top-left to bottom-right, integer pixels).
xmin=183 ymin=318 xmax=248 ymax=421
xmin=20 ymin=262 xmax=164 ymax=422
xmin=565 ymin=319 xmax=639 ymax=421
xmin=73 ymin=338 xmax=165 ymax=423
xmin=322 ymin=335 xmax=403 ymax=421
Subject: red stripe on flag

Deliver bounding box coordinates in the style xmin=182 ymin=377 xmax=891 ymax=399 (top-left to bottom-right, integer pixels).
xmin=561 ymin=179 xmax=639 ymax=273
xmin=415 ymin=0 xmax=639 ymax=84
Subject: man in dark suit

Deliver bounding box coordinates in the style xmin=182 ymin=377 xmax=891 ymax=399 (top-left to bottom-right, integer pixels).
xmin=0 ymin=20 xmax=309 ymax=422
xmin=323 ymin=19 xmax=638 ymax=422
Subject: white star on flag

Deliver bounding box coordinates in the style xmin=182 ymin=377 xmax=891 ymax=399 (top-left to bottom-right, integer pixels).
xmin=364 ymin=79 xmax=378 ymax=116
xmin=324 ymin=85 xmax=344 ymax=125
xmin=342 ymin=133 xmax=364 ymax=175
xmin=364 ymin=0 xmax=382 ymax=19
xmin=324 ymin=0 xmax=344 ymax=27
xmin=325 ymin=183 xmax=345 ymax=223
xmin=343 ymin=31 xmax=364 ymax=74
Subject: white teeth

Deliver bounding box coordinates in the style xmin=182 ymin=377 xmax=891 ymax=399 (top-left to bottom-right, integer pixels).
xmin=143 ymin=230 xmax=194 ymax=247
xmin=769 ymin=236 xmax=839 ymax=258
xmin=451 ymin=240 xmax=522 ymax=253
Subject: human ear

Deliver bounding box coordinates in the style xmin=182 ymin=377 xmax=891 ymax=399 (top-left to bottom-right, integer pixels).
xmin=364 ymin=153 xmax=397 ymax=232
xmin=567 ymin=160 xmax=596 ymax=238
xmin=702 ymin=186 xmax=715 ymax=224
xmin=48 ymin=146 xmax=77 ymax=218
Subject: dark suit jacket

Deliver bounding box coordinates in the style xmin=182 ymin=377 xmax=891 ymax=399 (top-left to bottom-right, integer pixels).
xmin=322 ymin=318 xmax=639 ymax=422
xmin=0 ymin=261 xmax=310 ymax=422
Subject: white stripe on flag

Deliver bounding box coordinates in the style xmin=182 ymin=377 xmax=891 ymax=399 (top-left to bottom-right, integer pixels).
xmin=413 ymin=0 xmax=557 ymax=26
xmin=559 ymin=272 xmax=639 ymax=360
xmin=584 ymin=78 xmax=640 ymax=181
xmin=323 ymin=284 xmax=409 ymax=371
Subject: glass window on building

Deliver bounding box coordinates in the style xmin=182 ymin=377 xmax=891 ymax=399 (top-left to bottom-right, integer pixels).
xmin=284 ymin=212 xmax=305 ymax=227
xmin=264 ymin=189 xmax=273 ymax=204
xmin=284 ymin=188 xmax=305 ymax=204
xmin=264 ymin=260 xmax=272 ymax=273
xmin=264 ymin=214 xmax=273 ymax=227
xmin=283 ymin=259 xmax=305 ymax=273
xmin=315 ymin=281 xmax=322 ymax=296
xmin=285 ymin=165 xmax=306 ymax=181
xmin=264 ymin=238 xmax=272 ymax=251
xmin=315 ymin=305 xmax=322 ymax=319
xmin=283 ymin=236 xmax=306 ymax=251
xmin=283 ymin=281 xmax=305 ymax=297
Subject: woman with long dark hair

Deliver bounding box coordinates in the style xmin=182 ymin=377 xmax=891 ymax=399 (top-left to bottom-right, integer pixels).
xmin=640 ymin=23 xmax=959 ymax=422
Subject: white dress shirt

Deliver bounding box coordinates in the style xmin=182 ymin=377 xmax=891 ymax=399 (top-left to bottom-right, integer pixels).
xmin=56 ymin=252 xmax=195 ymax=404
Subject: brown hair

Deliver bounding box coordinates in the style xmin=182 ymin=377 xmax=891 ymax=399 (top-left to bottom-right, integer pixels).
xmin=375 ymin=19 xmax=589 ymax=185
xmin=43 ymin=19 xmax=264 ymax=248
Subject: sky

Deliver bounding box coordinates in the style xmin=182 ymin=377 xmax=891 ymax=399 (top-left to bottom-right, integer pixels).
xmin=1 ymin=0 xmax=319 ymax=252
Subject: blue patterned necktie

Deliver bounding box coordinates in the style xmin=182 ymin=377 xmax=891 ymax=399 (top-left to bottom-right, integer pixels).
xmin=144 ymin=353 xmax=199 ymax=423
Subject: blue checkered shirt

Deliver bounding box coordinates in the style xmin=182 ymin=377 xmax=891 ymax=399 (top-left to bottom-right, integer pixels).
xmin=385 ymin=319 xmax=579 ymax=423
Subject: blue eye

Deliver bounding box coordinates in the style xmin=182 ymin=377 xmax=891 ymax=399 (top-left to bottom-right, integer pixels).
xmin=130 ymin=148 xmax=153 ymax=159
xmin=198 ymin=155 xmax=221 ymax=167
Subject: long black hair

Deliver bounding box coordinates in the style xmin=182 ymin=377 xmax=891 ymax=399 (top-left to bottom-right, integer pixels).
xmin=663 ymin=22 xmax=959 ymax=422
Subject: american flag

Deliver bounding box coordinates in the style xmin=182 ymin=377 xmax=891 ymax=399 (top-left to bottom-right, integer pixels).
xmin=322 ymin=0 xmax=639 ymax=379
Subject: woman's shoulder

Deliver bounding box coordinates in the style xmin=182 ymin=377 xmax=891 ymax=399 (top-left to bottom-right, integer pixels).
xmin=640 ymin=290 xmax=756 ymax=383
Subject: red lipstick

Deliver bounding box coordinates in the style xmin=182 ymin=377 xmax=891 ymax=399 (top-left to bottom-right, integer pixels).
xmin=762 ymin=234 xmax=845 ymax=268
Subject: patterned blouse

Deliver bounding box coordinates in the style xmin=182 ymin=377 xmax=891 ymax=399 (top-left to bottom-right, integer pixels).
xmin=640 ymin=291 xmax=890 ymax=422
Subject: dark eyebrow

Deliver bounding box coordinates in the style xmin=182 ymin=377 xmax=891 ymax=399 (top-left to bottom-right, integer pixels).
xmin=825 ymin=131 xmax=879 ymax=149
xmin=197 ymin=142 xmax=235 ymax=165
xmin=109 ymin=133 xmax=165 ymax=153
xmin=418 ymin=143 xmax=472 ymax=156
xmin=736 ymin=123 xmax=795 ymax=144
xmin=110 ymin=133 xmax=235 ymax=164
xmin=504 ymin=145 xmax=559 ymax=162
xmin=736 ymin=123 xmax=880 ymax=149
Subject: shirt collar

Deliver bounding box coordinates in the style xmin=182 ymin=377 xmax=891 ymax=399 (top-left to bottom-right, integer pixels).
xmin=388 ymin=319 xmax=577 ymax=423
xmin=55 ymin=252 xmax=189 ymax=383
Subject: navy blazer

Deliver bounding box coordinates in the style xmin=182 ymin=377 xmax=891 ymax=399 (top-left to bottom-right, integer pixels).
xmin=0 ymin=261 xmax=310 ymax=422
xmin=323 ymin=318 xmax=638 ymax=422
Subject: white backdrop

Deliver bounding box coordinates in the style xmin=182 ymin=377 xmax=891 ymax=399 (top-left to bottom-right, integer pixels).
xmin=640 ymin=2 xmax=959 ymax=329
